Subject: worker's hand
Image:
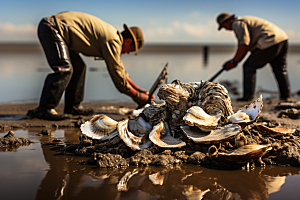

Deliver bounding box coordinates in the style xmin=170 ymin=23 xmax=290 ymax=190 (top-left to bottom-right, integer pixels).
xmin=223 ymin=59 xmax=237 ymax=71
xmin=132 ymin=92 xmax=149 ymax=108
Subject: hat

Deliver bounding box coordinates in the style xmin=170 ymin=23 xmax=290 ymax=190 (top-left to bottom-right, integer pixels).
xmin=216 ymin=12 xmax=235 ymax=30
xmin=123 ymin=24 xmax=144 ymax=55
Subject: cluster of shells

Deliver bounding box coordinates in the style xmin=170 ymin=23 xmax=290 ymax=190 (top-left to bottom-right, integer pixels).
xmin=81 ymin=80 xmax=295 ymax=167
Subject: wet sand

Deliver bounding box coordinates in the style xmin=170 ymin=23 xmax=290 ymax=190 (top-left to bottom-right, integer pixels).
xmin=1 ymin=96 xmax=300 ymax=130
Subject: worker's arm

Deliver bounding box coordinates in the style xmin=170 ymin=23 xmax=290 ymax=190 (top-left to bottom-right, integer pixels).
xmin=223 ymin=44 xmax=248 ymax=70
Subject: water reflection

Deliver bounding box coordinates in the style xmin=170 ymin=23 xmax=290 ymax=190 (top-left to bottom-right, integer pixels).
xmin=1 ymin=129 xmax=300 ymax=200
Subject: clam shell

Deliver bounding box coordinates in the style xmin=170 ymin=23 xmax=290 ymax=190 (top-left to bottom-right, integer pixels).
xmin=181 ymin=124 xmax=241 ymax=144
xmin=183 ymin=106 xmax=221 ymax=132
xmin=149 ymin=122 xmax=186 ymax=148
xmin=80 ymin=114 xmax=118 ymax=140
xmin=229 ymin=95 xmax=263 ymax=123
xmin=254 ymin=124 xmax=295 ymax=137
xmin=118 ymin=119 xmax=152 ymax=151
xmin=127 ymin=116 xmax=153 ymax=137
xmin=218 ymin=144 xmax=272 ymax=164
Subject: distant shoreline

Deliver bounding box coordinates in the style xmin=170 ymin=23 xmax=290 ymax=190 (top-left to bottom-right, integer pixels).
xmin=1 ymin=43 xmax=300 ymax=52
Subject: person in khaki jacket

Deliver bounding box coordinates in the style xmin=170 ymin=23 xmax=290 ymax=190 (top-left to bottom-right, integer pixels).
xmin=27 ymin=11 xmax=154 ymax=120
xmin=217 ymin=12 xmax=290 ymax=102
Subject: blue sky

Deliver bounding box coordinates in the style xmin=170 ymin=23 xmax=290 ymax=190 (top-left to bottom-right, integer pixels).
xmin=1 ymin=0 xmax=300 ymax=44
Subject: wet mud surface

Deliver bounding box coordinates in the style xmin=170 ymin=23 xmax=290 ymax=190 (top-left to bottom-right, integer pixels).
xmin=1 ymin=97 xmax=300 ymax=170
xmin=1 ymin=98 xmax=300 ymax=199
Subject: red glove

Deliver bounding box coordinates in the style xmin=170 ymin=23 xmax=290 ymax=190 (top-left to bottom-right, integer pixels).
xmin=125 ymin=88 xmax=153 ymax=108
xmin=223 ymin=59 xmax=237 ymax=70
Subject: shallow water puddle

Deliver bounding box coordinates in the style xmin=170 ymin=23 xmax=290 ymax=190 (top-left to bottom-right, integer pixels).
xmin=0 ymin=129 xmax=300 ymax=200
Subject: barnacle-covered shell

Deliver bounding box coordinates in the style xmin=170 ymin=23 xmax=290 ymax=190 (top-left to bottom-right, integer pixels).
xmin=218 ymin=144 xmax=272 ymax=164
xmin=142 ymin=101 xmax=167 ymax=126
xmin=118 ymin=119 xmax=152 ymax=151
xmin=157 ymin=80 xmax=191 ymax=110
xmin=183 ymin=106 xmax=221 ymax=132
xmin=181 ymin=124 xmax=241 ymax=144
xmin=195 ymin=81 xmax=234 ymax=117
xmin=127 ymin=116 xmax=153 ymax=137
xmin=235 ymin=133 xmax=247 ymax=147
xmin=149 ymin=122 xmax=186 ymax=148
xmin=254 ymin=124 xmax=295 ymax=137
xmin=80 ymin=114 xmax=118 ymax=140
xmin=228 ymin=95 xmax=263 ymax=124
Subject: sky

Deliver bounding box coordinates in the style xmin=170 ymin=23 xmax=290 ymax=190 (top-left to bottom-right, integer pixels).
xmin=1 ymin=0 xmax=300 ymax=45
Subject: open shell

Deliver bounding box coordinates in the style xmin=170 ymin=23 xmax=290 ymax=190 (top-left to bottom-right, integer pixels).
xmin=228 ymin=95 xmax=263 ymax=124
xmin=80 ymin=114 xmax=118 ymax=140
xmin=127 ymin=116 xmax=153 ymax=137
xmin=118 ymin=119 xmax=152 ymax=151
xmin=181 ymin=124 xmax=241 ymax=144
xmin=254 ymin=124 xmax=295 ymax=137
xmin=218 ymin=144 xmax=272 ymax=164
xmin=183 ymin=106 xmax=221 ymax=132
xmin=149 ymin=122 xmax=186 ymax=148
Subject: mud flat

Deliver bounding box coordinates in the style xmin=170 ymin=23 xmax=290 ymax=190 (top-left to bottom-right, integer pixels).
xmin=1 ymin=95 xmax=300 ymax=170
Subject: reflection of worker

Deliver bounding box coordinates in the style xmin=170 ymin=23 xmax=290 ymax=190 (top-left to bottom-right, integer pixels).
xmin=217 ymin=12 xmax=290 ymax=101
xmin=28 ymin=11 xmax=154 ymax=120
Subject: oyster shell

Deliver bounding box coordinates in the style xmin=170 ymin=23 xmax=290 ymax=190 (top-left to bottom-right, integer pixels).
xmin=181 ymin=124 xmax=241 ymax=144
xmin=183 ymin=106 xmax=221 ymax=132
xmin=142 ymin=101 xmax=167 ymax=126
xmin=118 ymin=119 xmax=152 ymax=151
xmin=157 ymin=80 xmax=191 ymax=110
xmin=80 ymin=114 xmax=118 ymax=140
xmin=127 ymin=116 xmax=153 ymax=137
xmin=149 ymin=122 xmax=186 ymax=148
xmin=196 ymin=81 xmax=234 ymax=117
xmin=228 ymin=95 xmax=263 ymax=124
xmin=217 ymin=144 xmax=272 ymax=166
xmin=254 ymin=124 xmax=295 ymax=137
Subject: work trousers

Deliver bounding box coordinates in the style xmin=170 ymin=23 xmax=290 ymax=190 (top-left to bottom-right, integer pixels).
xmin=38 ymin=17 xmax=86 ymax=109
xmin=243 ymin=40 xmax=290 ymax=99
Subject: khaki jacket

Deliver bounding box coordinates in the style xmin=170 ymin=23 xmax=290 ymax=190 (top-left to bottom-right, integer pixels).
xmin=232 ymin=16 xmax=288 ymax=51
xmin=53 ymin=11 xmax=131 ymax=93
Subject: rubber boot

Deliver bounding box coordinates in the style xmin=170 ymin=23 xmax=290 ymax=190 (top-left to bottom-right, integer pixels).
xmin=274 ymin=72 xmax=290 ymax=101
xmin=237 ymin=71 xmax=256 ymax=102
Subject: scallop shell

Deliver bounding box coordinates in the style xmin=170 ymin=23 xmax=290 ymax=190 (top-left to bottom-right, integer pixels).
xmin=254 ymin=124 xmax=295 ymax=137
xmin=218 ymin=144 xmax=272 ymax=164
xmin=127 ymin=116 xmax=153 ymax=137
xmin=149 ymin=121 xmax=186 ymax=148
xmin=80 ymin=114 xmax=118 ymax=140
xmin=228 ymin=95 xmax=263 ymax=123
xmin=118 ymin=119 xmax=152 ymax=151
xmin=181 ymin=124 xmax=241 ymax=144
xmin=183 ymin=106 xmax=221 ymax=132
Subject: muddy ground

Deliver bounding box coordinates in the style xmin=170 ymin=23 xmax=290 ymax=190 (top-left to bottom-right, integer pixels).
xmin=1 ymin=96 xmax=300 ymax=170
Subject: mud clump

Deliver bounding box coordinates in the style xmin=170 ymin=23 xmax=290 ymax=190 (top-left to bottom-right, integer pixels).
xmin=0 ymin=130 xmax=33 ymax=151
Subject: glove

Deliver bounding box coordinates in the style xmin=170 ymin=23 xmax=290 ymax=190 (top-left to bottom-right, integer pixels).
xmin=223 ymin=59 xmax=237 ymax=71
xmin=125 ymin=88 xmax=154 ymax=108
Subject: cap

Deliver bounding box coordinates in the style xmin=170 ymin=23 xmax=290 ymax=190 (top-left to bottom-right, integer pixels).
xmin=123 ymin=24 xmax=144 ymax=55
xmin=216 ymin=12 xmax=235 ymax=30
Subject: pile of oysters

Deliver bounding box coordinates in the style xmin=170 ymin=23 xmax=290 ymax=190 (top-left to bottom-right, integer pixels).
xmin=80 ymin=80 xmax=296 ymax=168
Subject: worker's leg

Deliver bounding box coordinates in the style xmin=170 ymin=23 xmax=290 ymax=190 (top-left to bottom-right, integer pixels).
xmin=64 ymin=52 xmax=94 ymax=115
xmin=269 ymin=40 xmax=290 ymax=100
